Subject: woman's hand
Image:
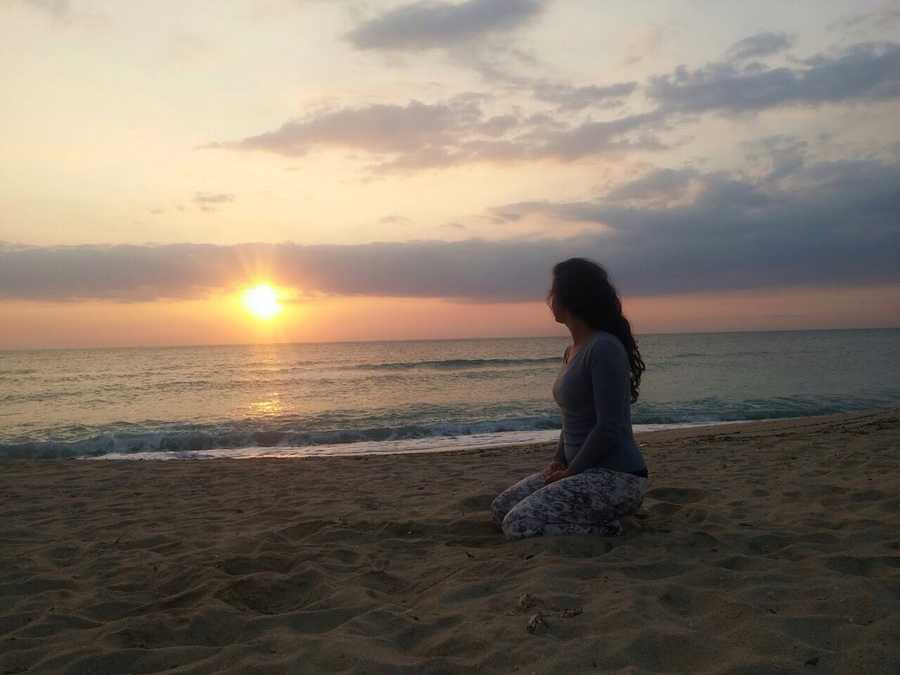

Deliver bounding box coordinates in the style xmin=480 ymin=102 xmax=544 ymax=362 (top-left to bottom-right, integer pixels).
xmin=542 ymin=461 xmax=566 ymax=481
xmin=544 ymin=466 xmax=572 ymax=485
xmin=544 ymin=465 xmax=572 ymax=484
xmin=545 ymin=468 xmax=571 ymax=484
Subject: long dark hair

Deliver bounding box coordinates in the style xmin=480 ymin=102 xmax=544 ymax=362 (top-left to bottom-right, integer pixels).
xmin=547 ymin=257 xmax=645 ymax=402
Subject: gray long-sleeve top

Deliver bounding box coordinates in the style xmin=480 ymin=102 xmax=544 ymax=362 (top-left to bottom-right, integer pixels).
xmin=551 ymin=330 xmax=647 ymax=475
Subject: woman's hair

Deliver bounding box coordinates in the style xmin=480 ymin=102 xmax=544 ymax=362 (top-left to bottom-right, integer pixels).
xmin=547 ymin=257 xmax=645 ymax=402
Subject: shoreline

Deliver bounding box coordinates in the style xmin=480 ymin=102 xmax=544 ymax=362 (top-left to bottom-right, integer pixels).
xmin=2 ymin=408 xmax=898 ymax=674
xmin=23 ymin=407 xmax=899 ymax=462
xmin=83 ymin=419 xmax=739 ymax=461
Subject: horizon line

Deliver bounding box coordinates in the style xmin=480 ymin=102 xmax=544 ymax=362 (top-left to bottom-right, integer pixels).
xmin=2 ymin=325 xmax=898 ymax=353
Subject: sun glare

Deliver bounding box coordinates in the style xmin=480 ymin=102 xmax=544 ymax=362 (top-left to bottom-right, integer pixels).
xmin=242 ymin=284 xmax=282 ymax=320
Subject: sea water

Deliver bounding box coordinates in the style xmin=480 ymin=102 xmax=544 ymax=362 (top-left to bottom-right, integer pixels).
xmin=1 ymin=329 xmax=898 ymax=459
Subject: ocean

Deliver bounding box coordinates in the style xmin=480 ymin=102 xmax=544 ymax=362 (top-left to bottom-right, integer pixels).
xmin=2 ymin=328 xmax=899 ymax=460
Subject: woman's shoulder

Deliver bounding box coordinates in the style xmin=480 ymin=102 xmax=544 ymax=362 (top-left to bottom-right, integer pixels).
xmin=585 ymin=331 xmax=628 ymax=364
xmin=589 ymin=330 xmax=624 ymax=350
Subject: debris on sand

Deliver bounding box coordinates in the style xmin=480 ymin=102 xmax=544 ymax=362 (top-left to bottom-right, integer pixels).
xmin=526 ymin=612 xmax=547 ymax=634
xmin=518 ymin=593 xmax=539 ymax=610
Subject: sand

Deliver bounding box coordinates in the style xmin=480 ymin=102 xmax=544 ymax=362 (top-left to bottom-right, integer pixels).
xmin=1 ymin=409 xmax=899 ymax=675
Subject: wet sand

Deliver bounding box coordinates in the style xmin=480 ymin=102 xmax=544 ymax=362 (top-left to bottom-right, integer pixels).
xmin=2 ymin=408 xmax=899 ymax=674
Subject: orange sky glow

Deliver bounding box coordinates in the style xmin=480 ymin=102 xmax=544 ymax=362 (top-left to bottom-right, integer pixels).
xmin=2 ymin=285 xmax=898 ymax=350
xmin=1 ymin=1 xmax=898 ymax=348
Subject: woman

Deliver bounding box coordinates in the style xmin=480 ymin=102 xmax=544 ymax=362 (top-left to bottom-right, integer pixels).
xmin=491 ymin=258 xmax=649 ymax=539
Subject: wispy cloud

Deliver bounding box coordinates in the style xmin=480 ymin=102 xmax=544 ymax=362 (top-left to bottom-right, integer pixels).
xmin=192 ymin=192 xmax=235 ymax=213
xmin=193 ymin=192 xmax=235 ymax=205
xmin=622 ymin=25 xmax=665 ymax=66
xmin=342 ymin=0 xmax=550 ymax=87
xmin=531 ymin=81 xmax=638 ymax=112
xmin=205 ymin=98 xmax=482 ymax=158
xmin=378 ymin=214 xmax=412 ymax=226
xmin=648 ymin=41 xmax=900 ymax=114
xmin=21 ymin=0 xmax=69 ymax=19
xmin=724 ymin=32 xmax=794 ymax=62
xmin=346 ymin=0 xmax=544 ymax=51
xmin=14 ymin=0 xmax=107 ymax=28
xmin=828 ymin=4 xmax=900 ymax=35
xmin=205 ymin=96 xmax=667 ymax=172
xmin=207 ymin=38 xmax=900 ymax=174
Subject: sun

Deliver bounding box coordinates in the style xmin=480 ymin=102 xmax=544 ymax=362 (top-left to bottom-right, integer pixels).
xmin=242 ymin=284 xmax=282 ymax=320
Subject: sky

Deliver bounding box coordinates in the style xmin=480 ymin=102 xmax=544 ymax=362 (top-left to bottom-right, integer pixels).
xmin=1 ymin=0 xmax=899 ymax=348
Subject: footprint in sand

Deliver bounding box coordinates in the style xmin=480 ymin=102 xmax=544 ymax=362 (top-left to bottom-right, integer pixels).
xmin=824 ymin=555 xmax=900 ymax=578
xmin=279 ymin=520 xmax=329 ymax=541
xmin=646 ymin=487 xmax=707 ymax=504
xmin=216 ymin=569 xmax=333 ymax=614
xmin=219 ymin=555 xmax=294 ymax=576
xmin=457 ymin=493 xmax=496 ymax=512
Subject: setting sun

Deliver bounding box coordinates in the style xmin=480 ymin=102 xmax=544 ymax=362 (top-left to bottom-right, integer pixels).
xmin=242 ymin=284 xmax=282 ymax=320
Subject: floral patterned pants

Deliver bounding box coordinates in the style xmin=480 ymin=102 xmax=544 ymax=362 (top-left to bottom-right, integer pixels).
xmin=491 ymin=467 xmax=649 ymax=539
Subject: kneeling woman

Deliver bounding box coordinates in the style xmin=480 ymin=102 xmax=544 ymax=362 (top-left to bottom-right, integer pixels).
xmin=492 ymin=258 xmax=649 ymax=539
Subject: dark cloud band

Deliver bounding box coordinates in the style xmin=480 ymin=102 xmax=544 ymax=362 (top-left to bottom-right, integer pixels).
xmin=2 ymin=156 xmax=898 ymax=303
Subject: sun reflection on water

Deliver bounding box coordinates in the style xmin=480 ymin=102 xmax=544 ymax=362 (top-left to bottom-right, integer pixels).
xmin=249 ymin=395 xmax=284 ymax=417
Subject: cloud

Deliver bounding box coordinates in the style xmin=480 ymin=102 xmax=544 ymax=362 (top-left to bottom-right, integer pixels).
xmin=373 ymin=109 xmax=668 ymax=171
xmin=446 ymin=40 xmax=542 ymax=85
xmin=743 ymin=135 xmax=808 ymax=181
xmin=724 ymin=32 xmax=794 ymax=62
xmin=531 ymin=81 xmax=638 ymax=111
xmin=829 ymin=5 xmax=900 ymax=34
xmin=378 ymin=214 xmax=412 ymax=225
xmin=648 ymin=41 xmax=900 ymax=114
xmin=343 ymin=0 xmax=549 ymax=86
xmin=192 ymin=192 xmax=235 ymax=213
xmin=531 ymin=111 xmax=667 ymax=160
xmin=346 ymin=0 xmax=544 ymax=51
xmin=489 ymin=154 xmax=900 ymax=295
xmin=622 ymin=26 xmax=665 ymax=66
xmin=14 ymin=0 xmax=107 ymax=27
xmin=3 ymin=155 xmax=898 ymax=304
xmin=601 ymin=167 xmax=699 ymax=206
xmin=207 ymin=97 xmax=666 ymax=172
xmin=0 ymin=239 xmax=559 ymax=303
xmin=193 ymin=192 xmax=235 ymax=205
xmin=205 ymin=99 xmax=482 ymax=158
xmin=207 ymin=38 xmax=900 ymax=174
xmin=21 ymin=0 xmax=69 ymax=18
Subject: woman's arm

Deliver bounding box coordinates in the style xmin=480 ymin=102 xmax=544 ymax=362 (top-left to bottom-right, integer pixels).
xmin=552 ymin=429 xmax=566 ymax=465
xmin=552 ymin=343 xmax=571 ymax=466
xmin=564 ymin=337 xmax=629 ymax=474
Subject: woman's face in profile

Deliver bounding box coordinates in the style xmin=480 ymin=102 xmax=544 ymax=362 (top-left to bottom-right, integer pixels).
xmin=546 ymin=288 xmax=564 ymax=324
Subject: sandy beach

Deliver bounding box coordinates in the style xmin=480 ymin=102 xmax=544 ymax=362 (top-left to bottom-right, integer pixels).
xmin=2 ymin=408 xmax=898 ymax=674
